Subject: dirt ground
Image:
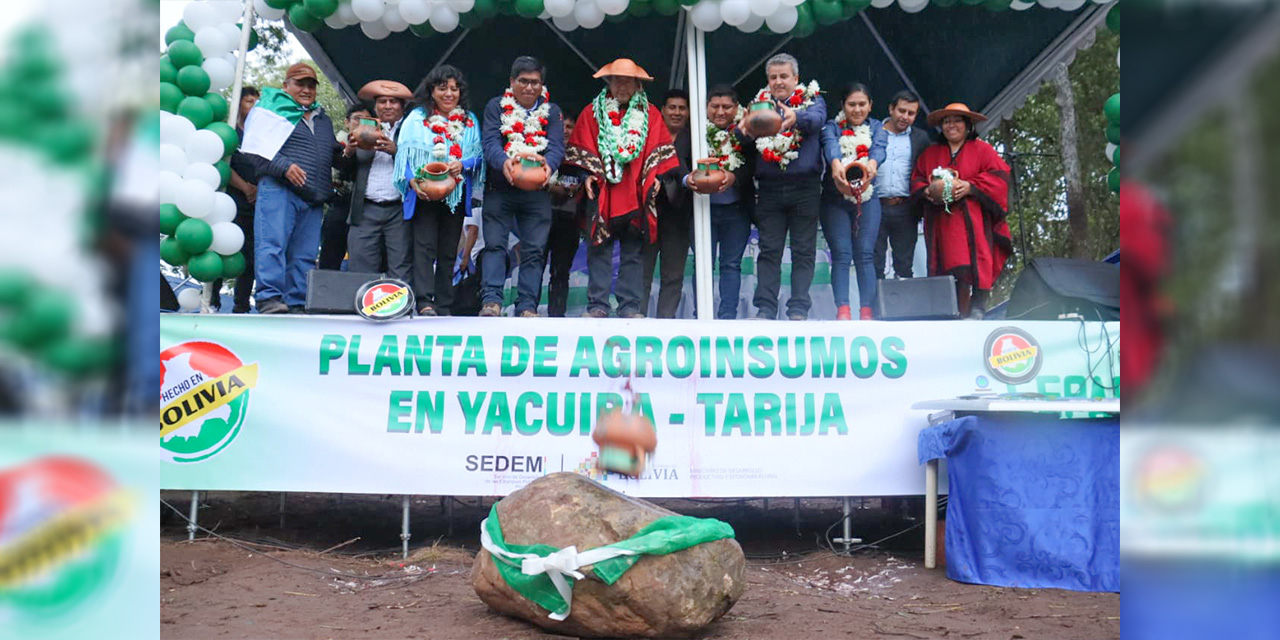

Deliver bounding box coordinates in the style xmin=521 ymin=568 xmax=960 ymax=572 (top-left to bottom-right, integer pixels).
xmin=159 ymin=492 xmax=1119 ymax=640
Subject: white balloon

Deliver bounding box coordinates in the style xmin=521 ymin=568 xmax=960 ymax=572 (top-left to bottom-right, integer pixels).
xmin=177 ymin=288 xmax=203 ymax=312
xmin=400 ymin=0 xmax=432 ymax=24
xmin=185 ymin=130 xmax=227 ymax=165
xmin=183 ymin=2 xmax=218 ymax=32
xmin=160 ymin=113 xmax=197 ymax=148
xmin=361 ymin=19 xmax=392 ymax=39
xmin=383 ymin=8 xmax=411 ymax=31
xmin=324 ymin=13 xmax=348 ymax=29
xmin=448 ymin=0 xmax=476 ymax=12
xmin=183 ymin=162 xmax=223 ymax=190
xmin=552 ymin=13 xmax=580 ymax=30
xmin=210 ymin=222 xmax=246 ymax=255
xmin=207 ymin=192 xmax=238 ymax=224
xmin=780 ymin=0 xmax=804 ymax=7
xmin=160 ymin=171 xmax=184 ymax=205
xmin=546 ymin=0 xmax=576 ymax=16
xmin=160 ymin=143 xmax=188 ymax=170
xmin=899 ymin=0 xmax=927 ymax=12
xmin=764 ymin=4 xmax=797 ymax=32
xmin=737 ymin=11 xmax=765 ymax=31
xmin=597 ymin=0 xmax=629 ymax=16
xmin=351 ymin=0 xmax=386 ymax=22
xmin=748 ymin=0 xmax=779 ymax=16
xmin=210 ymin=1 xmax=244 ymax=23
xmin=253 ymin=0 xmax=286 ymax=21
xmin=689 ymin=0 xmax=724 ymax=30
xmin=202 ymin=57 xmax=235 ymax=93
xmin=870 ymin=0 xmax=893 ymax=7
xmin=720 ymin=0 xmax=750 ymax=25
xmin=335 ymin=1 xmax=359 ymax=25
xmin=176 ymin=179 xmax=217 ymax=219
xmin=539 ymin=10 xmax=551 ymax=18
xmin=1105 ymin=142 xmax=1117 ymax=164
xmin=194 ymin=26 xmax=230 ymax=58
xmin=429 ymin=5 xmax=460 ymax=31
xmin=218 ymin=23 xmax=244 ymax=50
xmin=1057 ymin=0 xmax=1086 ymax=9
xmin=1010 ymin=0 xmax=1033 ymax=8
xmin=1038 ymin=0 xmax=1061 ymax=7
xmin=573 ymin=0 xmax=605 ymax=28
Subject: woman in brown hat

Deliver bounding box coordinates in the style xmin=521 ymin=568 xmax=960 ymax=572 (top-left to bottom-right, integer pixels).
xmin=910 ymin=103 xmax=1012 ymax=319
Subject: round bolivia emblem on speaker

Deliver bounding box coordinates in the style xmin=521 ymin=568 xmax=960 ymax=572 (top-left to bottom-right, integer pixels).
xmin=355 ymin=279 xmax=414 ymax=321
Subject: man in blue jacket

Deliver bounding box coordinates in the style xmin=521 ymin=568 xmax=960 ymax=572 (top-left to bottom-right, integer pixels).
xmin=478 ymin=56 xmax=566 ymax=318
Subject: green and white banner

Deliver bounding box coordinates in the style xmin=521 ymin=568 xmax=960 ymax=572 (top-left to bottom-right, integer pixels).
xmin=160 ymin=316 xmax=1120 ymax=497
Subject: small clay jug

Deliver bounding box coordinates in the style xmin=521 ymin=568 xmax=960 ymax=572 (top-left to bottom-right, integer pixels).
xmin=352 ymin=118 xmax=383 ymax=150
xmin=416 ymin=161 xmax=456 ymax=201
xmin=740 ymin=100 xmax=782 ymax=138
xmin=592 ymin=411 xmax=658 ymax=478
xmin=690 ymin=158 xmax=726 ymax=194
xmin=510 ymin=154 xmax=550 ymax=190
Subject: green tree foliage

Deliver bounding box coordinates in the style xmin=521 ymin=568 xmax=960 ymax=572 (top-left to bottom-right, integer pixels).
xmin=238 ymin=19 xmax=348 ymax=129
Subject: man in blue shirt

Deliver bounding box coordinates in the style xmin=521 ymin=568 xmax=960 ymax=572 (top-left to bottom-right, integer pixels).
xmin=874 ymin=90 xmax=931 ymax=280
xmin=706 ymin=85 xmax=755 ymax=319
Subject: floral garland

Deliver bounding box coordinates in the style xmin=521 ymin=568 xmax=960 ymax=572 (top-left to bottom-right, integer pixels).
xmin=835 ymin=112 xmax=874 ymax=204
xmin=425 ymin=107 xmax=472 ymax=161
xmin=706 ymin=105 xmax=746 ymax=172
xmin=753 ymin=80 xmax=821 ymax=171
xmin=931 ymin=167 xmax=956 ymax=214
xmin=500 ymin=86 xmax=552 ymax=158
xmin=592 ymin=88 xmax=650 ymax=184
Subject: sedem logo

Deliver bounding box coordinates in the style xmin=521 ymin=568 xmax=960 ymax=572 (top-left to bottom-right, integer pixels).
xmin=160 ymin=341 xmax=258 ymax=464
xmin=0 ymin=457 xmax=133 ymax=622
xmin=982 ymin=326 xmax=1043 ymax=385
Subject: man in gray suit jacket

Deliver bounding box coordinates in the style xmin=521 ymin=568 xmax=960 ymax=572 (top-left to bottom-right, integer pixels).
xmin=342 ymin=80 xmax=413 ymax=279
xmin=874 ymin=90 xmax=933 ymax=280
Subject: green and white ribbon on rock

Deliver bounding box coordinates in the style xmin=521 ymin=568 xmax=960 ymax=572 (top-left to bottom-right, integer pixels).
xmin=479 ymin=504 xmax=735 ymax=621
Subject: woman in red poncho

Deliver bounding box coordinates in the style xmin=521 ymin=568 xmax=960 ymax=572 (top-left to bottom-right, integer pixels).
xmin=564 ymin=58 xmax=681 ymax=318
xmin=911 ymin=103 xmax=1012 ymax=319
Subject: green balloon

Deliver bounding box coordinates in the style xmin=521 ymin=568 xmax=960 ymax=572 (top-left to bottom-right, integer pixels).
xmin=792 ymin=3 xmax=816 ymax=37
xmin=232 ymin=23 xmax=260 ymax=50
xmin=497 ymin=2 xmax=517 ymax=16
xmin=187 ymin=251 xmax=226 ymax=283
xmin=677 ymin=0 xmax=698 ymax=6
xmin=8 ymin=291 xmax=72 ymax=348
xmin=167 ymin=40 xmax=204 ymax=69
xmin=161 ymin=82 xmax=184 ymax=113
xmin=1106 ymin=3 xmax=1119 ymax=33
xmin=1104 ymin=93 xmax=1120 ymax=124
xmin=207 ymin=121 xmax=239 ymax=156
xmin=458 ymin=10 xmax=486 ymax=28
xmin=161 ymin=237 xmax=190 ymax=266
xmin=0 ymin=268 xmax=32 ymax=306
xmin=222 ymin=252 xmax=247 ymax=279
xmin=178 ymin=96 xmax=215 ymax=128
xmin=288 ymin=3 xmax=324 ymax=31
xmin=473 ymin=0 xmax=498 ymax=17
xmin=933 ymin=0 xmax=956 ymax=7
xmin=1107 ymin=167 xmax=1119 ymax=193
xmin=304 ymin=0 xmax=339 ymax=18
xmin=264 ymin=0 xmax=296 ymax=8
xmin=176 ymin=65 xmax=211 ymax=97
xmin=1112 ymin=146 xmax=1120 ymax=166
xmin=215 ymin=160 xmax=232 ymax=189
xmin=1105 ymin=123 xmax=1120 ymax=145
xmin=841 ymin=0 xmax=868 ymax=17
xmin=176 ymin=218 xmax=214 ymax=255
xmin=160 ymin=56 xmax=178 ymax=85
xmin=515 ymin=0 xmax=544 ymax=17
xmin=165 ymin=22 xmax=195 ymax=45
xmin=629 ymin=1 xmax=653 ymax=16
xmin=42 ymin=121 xmax=93 ymax=164
xmin=813 ymin=0 xmax=842 ymax=25
xmin=606 ymin=11 xmax=627 ymax=22
xmin=43 ymin=336 xmax=116 ymax=377
xmin=984 ymin=0 xmax=1011 ymax=10
xmin=961 ymin=0 xmax=986 ymax=6
xmin=205 ymin=93 xmax=230 ymax=124
xmin=409 ymin=21 xmax=437 ymax=37
xmin=160 ymin=203 xmax=186 ymax=236
xmin=652 ymin=0 xmax=680 ymax=15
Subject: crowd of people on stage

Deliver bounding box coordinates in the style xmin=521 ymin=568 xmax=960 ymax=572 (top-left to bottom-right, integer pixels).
xmin=221 ymin=53 xmax=1011 ymax=320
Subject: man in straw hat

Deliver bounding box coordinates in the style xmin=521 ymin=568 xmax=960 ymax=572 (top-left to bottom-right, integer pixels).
xmin=564 ymin=58 xmax=691 ymax=318
xmin=340 ymin=79 xmax=414 ymax=281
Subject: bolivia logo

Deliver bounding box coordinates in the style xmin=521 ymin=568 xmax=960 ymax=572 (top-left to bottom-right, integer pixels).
xmin=1135 ymin=446 xmax=1205 ymax=512
xmin=356 ymin=279 xmax=414 ymax=321
xmin=0 ymin=457 xmax=133 ymax=620
xmin=160 ymin=341 xmax=258 ymax=464
xmin=982 ymin=326 xmax=1042 ymax=385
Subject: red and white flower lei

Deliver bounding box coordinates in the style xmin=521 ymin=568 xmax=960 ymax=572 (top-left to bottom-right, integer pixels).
xmin=753 ymin=80 xmax=820 ymax=171
xmin=426 ymin=107 xmax=472 ymax=160
xmin=706 ymin=105 xmax=746 ymax=172
xmin=835 ymin=112 xmax=874 ymax=203
xmin=593 ymin=88 xmax=650 ymax=183
xmin=500 ymin=86 xmax=552 ymax=158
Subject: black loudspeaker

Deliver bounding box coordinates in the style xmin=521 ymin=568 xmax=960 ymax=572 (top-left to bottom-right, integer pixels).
xmin=876 ymin=276 xmax=960 ymax=320
xmin=1005 ymin=258 xmax=1119 ymax=321
xmin=304 ymin=270 xmax=383 ymax=314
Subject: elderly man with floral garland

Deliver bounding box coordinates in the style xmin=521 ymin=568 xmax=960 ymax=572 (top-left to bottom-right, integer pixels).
xmin=478 ymin=56 xmax=566 ymax=317
xmin=738 ymin=53 xmax=826 ymax=321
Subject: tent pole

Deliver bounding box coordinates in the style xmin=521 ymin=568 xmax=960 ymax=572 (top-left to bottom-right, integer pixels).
xmin=731 ymin=36 xmax=793 ymax=88
xmin=541 ymin=20 xmax=599 ymax=73
xmin=432 ymin=28 xmax=473 ymax=70
xmin=859 ymin=12 xmax=929 ymax=114
xmin=685 ymin=17 xmax=713 ymax=320
xmin=671 ymin=12 xmax=687 ymax=90
xmin=227 ymin=0 xmax=256 ymax=128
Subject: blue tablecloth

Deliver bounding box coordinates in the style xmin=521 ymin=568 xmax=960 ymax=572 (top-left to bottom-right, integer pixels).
xmin=918 ymin=414 xmax=1119 ymax=592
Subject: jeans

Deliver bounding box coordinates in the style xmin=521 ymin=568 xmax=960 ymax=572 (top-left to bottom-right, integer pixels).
xmin=876 ymin=198 xmax=917 ymax=279
xmin=348 ymin=200 xmax=411 ymax=280
xmin=481 ymin=188 xmax=552 ymax=313
xmin=544 ymin=204 xmax=582 ymax=317
xmin=409 ymin=200 xmax=464 ymax=313
xmin=753 ymin=179 xmax=820 ymax=318
xmin=710 ymin=202 xmax=751 ymax=319
xmin=587 ymin=216 xmax=646 ymax=316
xmin=254 ymin=177 xmax=323 ymax=307
xmin=641 ymin=204 xmax=692 ymax=318
xmin=821 ymin=195 xmax=882 ymax=309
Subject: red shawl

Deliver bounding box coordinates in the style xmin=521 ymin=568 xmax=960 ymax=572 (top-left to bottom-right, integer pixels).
xmin=1119 ymin=181 xmax=1171 ymax=394
xmin=564 ymin=100 xmax=677 ymax=245
xmin=910 ymin=138 xmax=1013 ymax=289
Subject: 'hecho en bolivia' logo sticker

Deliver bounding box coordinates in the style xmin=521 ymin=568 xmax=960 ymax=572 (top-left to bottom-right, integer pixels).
xmin=982 ymin=326 xmax=1043 ymax=385
xmin=160 ymin=341 xmax=258 ymax=463
xmin=356 ymin=279 xmax=414 ymax=321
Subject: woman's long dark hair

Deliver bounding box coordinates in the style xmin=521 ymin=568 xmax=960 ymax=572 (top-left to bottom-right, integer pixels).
xmin=413 ymin=64 xmax=470 ymax=114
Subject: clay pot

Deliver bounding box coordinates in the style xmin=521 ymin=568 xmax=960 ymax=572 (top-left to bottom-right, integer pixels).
xmin=592 ymin=411 xmax=658 ymax=478
xmin=352 ymin=118 xmax=383 ymax=150
xmin=415 ymin=161 xmax=457 ymax=201
xmin=690 ymin=158 xmax=726 ymax=194
xmin=838 ymin=159 xmax=871 ymax=198
xmin=740 ymin=100 xmax=782 ymax=138
xmin=510 ymin=154 xmax=550 ymax=191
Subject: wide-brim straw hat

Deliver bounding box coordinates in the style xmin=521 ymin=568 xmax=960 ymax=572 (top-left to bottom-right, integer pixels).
xmin=926 ymin=102 xmax=988 ymax=128
xmin=593 ymin=58 xmax=654 ymax=82
xmin=357 ymin=80 xmax=413 ymax=101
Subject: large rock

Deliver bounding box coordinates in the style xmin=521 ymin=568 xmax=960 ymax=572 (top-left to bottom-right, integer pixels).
xmin=471 ymin=472 xmax=746 ymax=638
